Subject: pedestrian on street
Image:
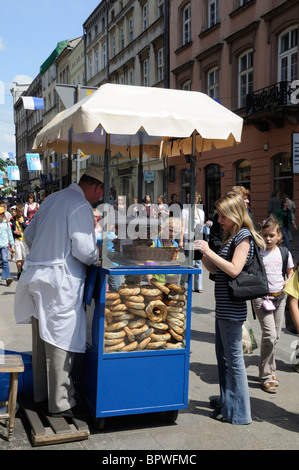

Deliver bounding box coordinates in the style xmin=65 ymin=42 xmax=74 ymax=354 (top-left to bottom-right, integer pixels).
xmin=0 ymin=206 xmax=14 ymax=286
xmin=11 ymin=204 xmax=29 ymax=279
xmin=252 ymin=216 xmax=294 ymax=393
xmin=14 ymin=163 xmax=104 ymax=418
xmin=195 ymin=191 xmax=265 ymax=425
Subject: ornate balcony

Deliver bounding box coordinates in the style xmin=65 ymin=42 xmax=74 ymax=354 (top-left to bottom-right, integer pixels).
xmin=245 ymin=80 xmax=299 ymax=131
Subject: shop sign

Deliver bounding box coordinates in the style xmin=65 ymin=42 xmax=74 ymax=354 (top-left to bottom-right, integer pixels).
xmin=292 ymin=133 xmax=299 ymax=174
xmin=144 ymin=170 xmax=155 ymax=182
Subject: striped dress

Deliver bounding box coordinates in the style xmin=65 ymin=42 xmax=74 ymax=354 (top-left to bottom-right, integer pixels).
xmin=215 ymin=228 xmax=254 ymax=322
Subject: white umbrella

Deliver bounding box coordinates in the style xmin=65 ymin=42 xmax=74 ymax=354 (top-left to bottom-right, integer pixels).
xmin=33 ymin=83 xmax=243 ymax=157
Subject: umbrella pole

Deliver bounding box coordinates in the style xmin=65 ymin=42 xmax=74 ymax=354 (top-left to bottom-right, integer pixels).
xmin=67 ymin=128 xmax=73 ymax=186
xmin=188 ymin=130 xmax=197 ymax=267
xmin=101 ymin=133 xmax=112 ymax=267
xmin=138 ymin=144 xmax=143 ymax=204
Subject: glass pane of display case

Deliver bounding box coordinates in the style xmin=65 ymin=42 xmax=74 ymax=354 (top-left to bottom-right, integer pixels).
xmin=103 ymin=273 xmax=186 ymax=353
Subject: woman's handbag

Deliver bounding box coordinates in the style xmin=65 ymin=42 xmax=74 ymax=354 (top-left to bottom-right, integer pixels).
xmin=242 ymin=320 xmax=258 ymax=354
xmin=227 ymin=236 xmax=269 ymax=302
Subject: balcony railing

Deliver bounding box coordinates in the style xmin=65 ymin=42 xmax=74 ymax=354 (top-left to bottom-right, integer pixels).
xmin=246 ymin=81 xmax=298 ymax=116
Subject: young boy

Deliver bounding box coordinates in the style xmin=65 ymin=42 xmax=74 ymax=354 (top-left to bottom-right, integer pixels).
xmin=11 ymin=204 xmax=29 ymax=279
xmin=0 ymin=206 xmax=15 ymax=286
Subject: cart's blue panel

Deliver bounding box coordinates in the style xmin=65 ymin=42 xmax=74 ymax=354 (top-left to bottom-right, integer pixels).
xmin=96 ymin=353 xmax=187 ymax=416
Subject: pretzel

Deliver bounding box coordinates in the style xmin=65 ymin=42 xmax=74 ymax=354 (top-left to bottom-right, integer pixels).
xmin=168 ymin=322 xmax=184 ymax=335
xmin=165 ymin=283 xmax=185 ymax=293
xmin=106 ymin=297 xmax=121 ymax=306
xmin=104 ymin=341 xmax=126 ymax=352
xmin=128 ymin=318 xmax=147 ymax=328
xmin=137 ymin=327 xmax=154 ymax=340
xmin=124 ymin=326 xmax=135 ymax=342
xmin=104 ymin=337 xmax=124 ymax=346
xmin=145 ymin=341 xmax=166 ymax=349
xmin=124 ymin=294 xmax=144 ymax=303
xmin=106 ymin=292 xmax=120 ymax=300
xmin=167 ymin=294 xmax=186 ymax=301
xmin=121 ymin=341 xmax=138 ymax=352
xmin=165 ymin=300 xmax=185 ymax=307
xmin=129 ymin=324 xmax=148 ymax=335
xmin=125 ymin=301 xmax=145 ymax=310
xmin=118 ymin=285 xmax=140 ymax=296
xmin=114 ymin=313 xmax=134 ymax=321
xmin=168 ymin=328 xmax=183 ymax=342
xmin=144 ymin=295 xmax=164 ymax=302
xmin=109 ymin=303 xmax=127 ymax=311
xmin=105 ymin=308 xmax=113 ymax=324
xmin=136 ymin=336 xmax=152 ymax=350
xmin=127 ymin=308 xmax=147 ymax=318
xmin=148 ymin=321 xmax=168 ymax=330
xmin=105 ymin=320 xmax=129 ymax=331
xmin=163 ymin=342 xmax=184 ymax=349
xmin=104 ymin=330 xmax=126 ymax=339
xmin=145 ymin=300 xmax=168 ymax=322
xmin=140 ymin=286 xmax=161 ymax=297
xmin=150 ymin=278 xmax=170 ymax=294
xmin=150 ymin=332 xmax=171 ymax=342
xmin=166 ymin=306 xmax=183 ymax=313
xmin=167 ymin=317 xmax=184 ymax=327
xmin=167 ymin=311 xmax=185 ymax=320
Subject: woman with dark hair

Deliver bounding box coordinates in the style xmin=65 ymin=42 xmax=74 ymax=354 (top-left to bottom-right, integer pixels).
xmin=24 ymin=193 xmax=39 ymax=222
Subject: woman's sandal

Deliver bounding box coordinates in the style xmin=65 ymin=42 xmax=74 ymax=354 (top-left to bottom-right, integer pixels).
xmin=210 ymin=409 xmax=227 ymax=422
xmin=261 ymin=381 xmax=277 ymax=393
xmin=271 ymin=375 xmax=279 ymax=386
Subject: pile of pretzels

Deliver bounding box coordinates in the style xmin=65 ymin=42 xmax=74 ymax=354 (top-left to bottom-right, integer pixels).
xmin=104 ymin=277 xmax=187 ymax=352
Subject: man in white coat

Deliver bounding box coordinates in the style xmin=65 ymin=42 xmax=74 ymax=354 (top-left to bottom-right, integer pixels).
xmin=14 ymin=163 xmax=104 ymax=417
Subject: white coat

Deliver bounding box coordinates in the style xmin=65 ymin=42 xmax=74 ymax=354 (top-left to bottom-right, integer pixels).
xmin=14 ymin=184 xmax=99 ymax=353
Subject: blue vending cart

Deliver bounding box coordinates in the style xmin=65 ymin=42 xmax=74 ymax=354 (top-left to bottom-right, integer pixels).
xmin=83 ymin=263 xmax=200 ymax=429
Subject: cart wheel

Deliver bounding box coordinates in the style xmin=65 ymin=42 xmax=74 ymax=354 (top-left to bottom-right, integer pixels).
xmin=163 ymin=410 xmax=179 ymax=424
xmin=95 ymin=417 xmax=105 ymax=430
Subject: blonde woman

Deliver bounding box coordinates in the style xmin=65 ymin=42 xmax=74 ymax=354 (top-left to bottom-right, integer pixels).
xmin=196 ymin=191 xmax=265 ymax=425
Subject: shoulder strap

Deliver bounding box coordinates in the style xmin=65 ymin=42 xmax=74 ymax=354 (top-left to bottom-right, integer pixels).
xmin=279 ymin=245 xmax=288 ymax=277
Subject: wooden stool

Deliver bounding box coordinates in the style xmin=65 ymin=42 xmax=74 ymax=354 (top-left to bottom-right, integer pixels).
xmin=0 ymin=354 xmax=24 ymax=441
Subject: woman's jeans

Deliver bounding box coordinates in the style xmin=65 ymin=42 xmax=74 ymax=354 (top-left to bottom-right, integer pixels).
xmin=215 ymin=318 xmax=251 ymax=424
xmin=282 ymin=228 xmax=290 ymax=251
xmin=0 ymin=246 xmax=11 ymax=280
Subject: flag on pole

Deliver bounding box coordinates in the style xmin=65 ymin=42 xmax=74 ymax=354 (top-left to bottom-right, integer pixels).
xmin=22 ymin=96 xmax=44 ymax=110
xmin=0 ymin=171 xmax=4 ymax=185
xmin=7 ymin=166 xmax=20 ymax=181
xmin=26 ymin=153 xmax=42 ymax=171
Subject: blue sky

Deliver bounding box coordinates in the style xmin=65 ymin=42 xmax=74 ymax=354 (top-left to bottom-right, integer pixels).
xmin=0 ymin=0 xmax=100 ymax=157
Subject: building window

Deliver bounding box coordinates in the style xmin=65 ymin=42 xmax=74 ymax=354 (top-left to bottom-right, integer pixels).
xmin=89 ymin=56 xmax=93 ymax=79
xmin=102 ymin=43 xmax=107 ymax=68
xmin=143 ymin=3 xmax=149 ymax=30
xmin=205 ymin=163 xmax=221 ymax=218
xmin=157 ymin=0 xmax=164 ymax=18
xmin=95 ymin=51 xmax=99 ymax=74
xmin=143 ymin=59 xmax=149 ymax=86
xmin=238 ymin=49 xmax=253 ymax=108
xmin=112 ymin=35 xmax=116 ymax=57
xmin=278 ymin=26 xmax=298 ymax=83
xmin=236 ymin=159 xmax=251 ymax=189
xmin=208 ymin=0 xmax=218 ymax=28
xmin=128 ymin=17 xmax=134 ymax=42
xmin=273 ymin=153 xmax=293 ymax=197
xmin=182 ymin=80 xmax=191 ymax=91
xmin=120 ymin=27 xmax=124 ymax=50
xmin=183 ymin=4 xmax=191 ymax=46
xmin=157 ymin=48 xmax=164 ymax=82
xmin=207 ymin=67 xmax=219 ymax=99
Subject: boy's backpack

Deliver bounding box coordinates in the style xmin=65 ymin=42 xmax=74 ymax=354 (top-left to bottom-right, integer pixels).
xmin=279 ymin=245 xmax=289 ymax=278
